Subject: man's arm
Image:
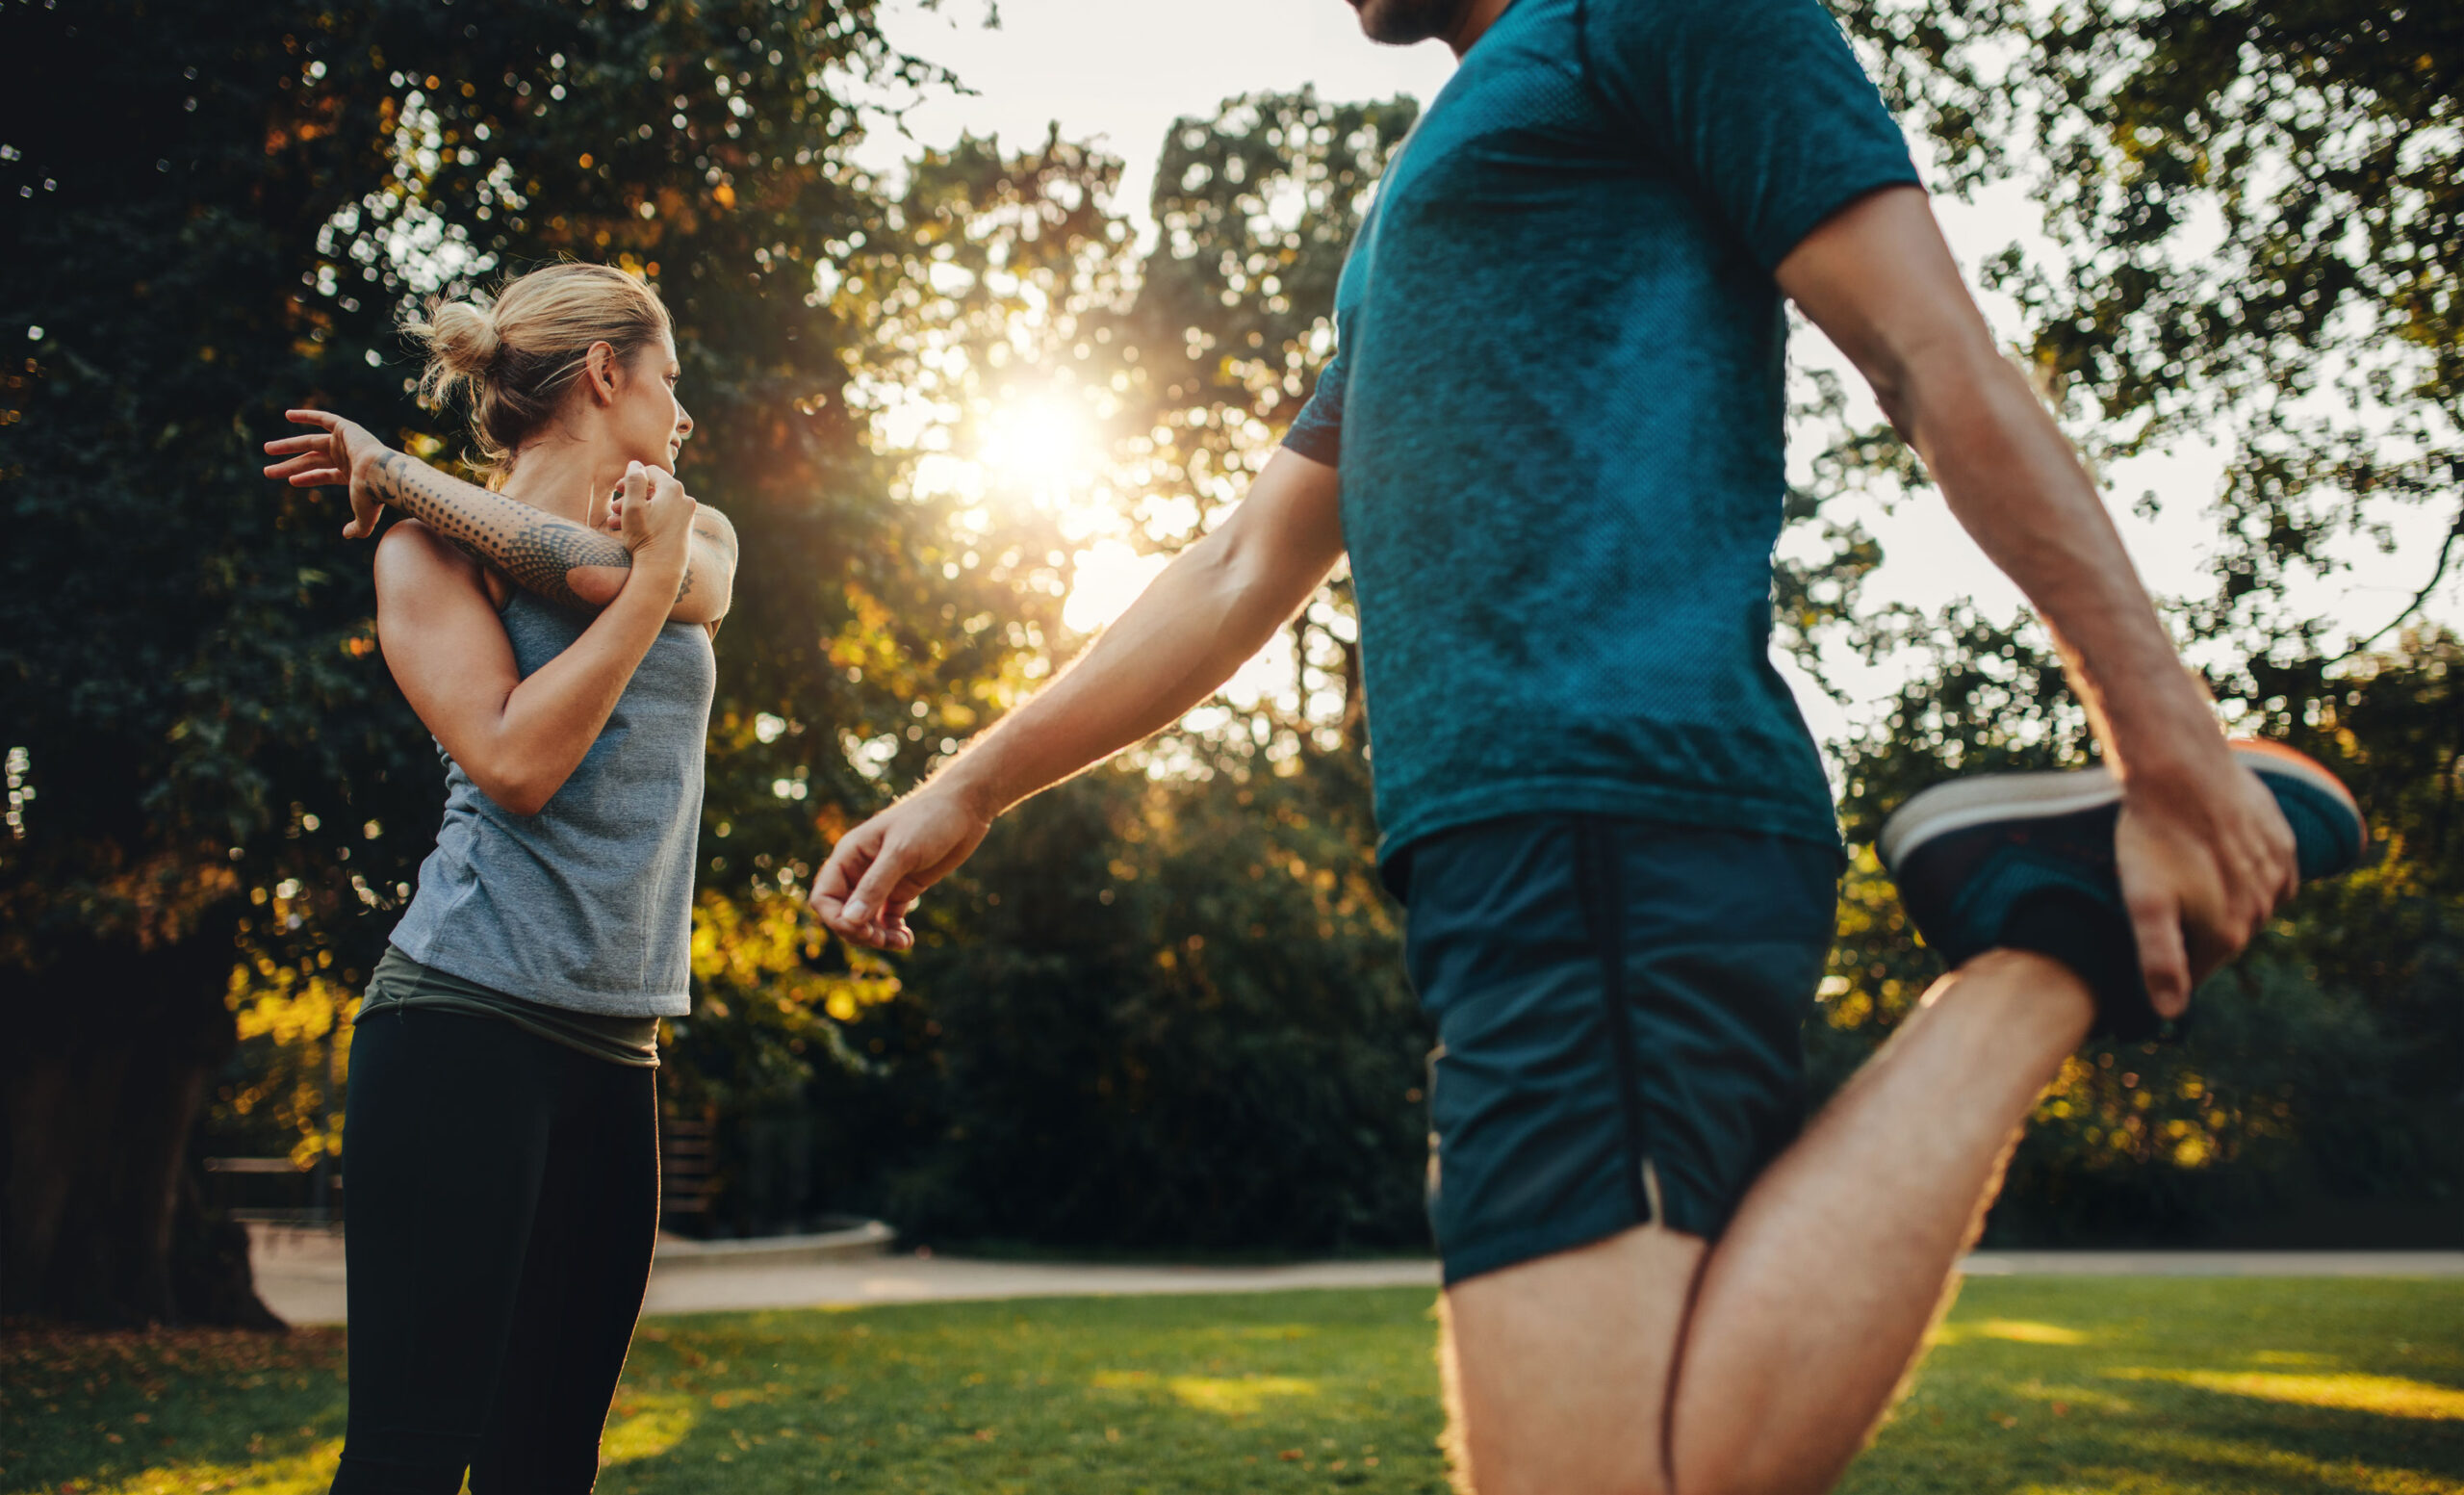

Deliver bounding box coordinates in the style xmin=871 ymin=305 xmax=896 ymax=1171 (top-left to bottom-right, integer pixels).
xmin=811 ymin=448 xmax=1347 ymax=948
xmin=1777 ymin=185 xmax=2297 ymax=1012
xmin=262 ymin=408 xmax=734 ymax=623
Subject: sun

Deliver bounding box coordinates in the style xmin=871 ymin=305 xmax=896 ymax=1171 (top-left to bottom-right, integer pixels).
xmin=962 ymin=389 xmax=1167 ymax=632
xmin=978 ymin=394 xmax=1094 ymax=500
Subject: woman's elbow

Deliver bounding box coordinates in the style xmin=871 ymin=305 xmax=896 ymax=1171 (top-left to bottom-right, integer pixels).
xmin=484 ymin=782 xmax=552 ymax=818
xmin=500 ymin=788 xmax=553 ymax=818
xmin=471 ymin=763 xmax=559 ymax=817
xmin=675 ymin=583 xmax=732 ymax=626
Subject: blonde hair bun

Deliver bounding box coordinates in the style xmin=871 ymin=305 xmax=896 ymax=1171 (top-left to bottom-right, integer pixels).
xmin=418 ymin=298 xmax=502 ymax=377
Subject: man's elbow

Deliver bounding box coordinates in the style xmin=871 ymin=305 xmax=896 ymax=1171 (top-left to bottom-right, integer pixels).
xmin=1200 ymin=535 xmax=1282 ymax=633
xmin=1882 ymin=337 xmax=2030 ymax=458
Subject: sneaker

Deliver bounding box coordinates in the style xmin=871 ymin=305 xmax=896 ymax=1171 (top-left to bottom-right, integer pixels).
xmin=1878 ymin=741 xmax=2366 ymax=1040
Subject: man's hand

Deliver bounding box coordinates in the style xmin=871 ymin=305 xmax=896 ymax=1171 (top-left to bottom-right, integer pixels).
xmin=2116 ymin=755 xmax=2300 ymax=1016
xmin=262 ymin=408 xmax=392 ymax=537
xmin=810 ymin=786 xmax=996 ymax=950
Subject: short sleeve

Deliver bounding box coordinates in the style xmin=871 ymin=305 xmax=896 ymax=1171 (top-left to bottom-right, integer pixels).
xmin=1281 ymin=331 xmax=1347 ymax=466
xmin=1579 ymin=0 xmax=1921 ymax=271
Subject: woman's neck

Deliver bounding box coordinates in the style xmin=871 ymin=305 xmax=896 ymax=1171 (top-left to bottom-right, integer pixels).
xmin=498 ymin=439 xmax=618 ymax=527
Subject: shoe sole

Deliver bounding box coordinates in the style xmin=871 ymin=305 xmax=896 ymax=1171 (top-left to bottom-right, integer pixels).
xmin=1878 ymin=740 xmax=2362 ymax=872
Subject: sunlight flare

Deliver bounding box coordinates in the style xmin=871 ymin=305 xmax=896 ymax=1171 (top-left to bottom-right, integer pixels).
xmin=600 ymin=1393 xmax=701 ymax=1463
xmin=1064 ymin=540 xmax=1171 ymax=633
xmin=980 ymin=395 xmax=1097 ymax=501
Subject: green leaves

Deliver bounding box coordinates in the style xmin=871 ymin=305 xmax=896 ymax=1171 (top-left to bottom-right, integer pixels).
xmin=1842 ymin=0 xmax=2464 ymax=650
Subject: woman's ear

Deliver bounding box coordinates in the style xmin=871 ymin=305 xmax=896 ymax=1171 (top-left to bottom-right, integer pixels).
xmin=584 ymin=340 xmax=620 ymax=404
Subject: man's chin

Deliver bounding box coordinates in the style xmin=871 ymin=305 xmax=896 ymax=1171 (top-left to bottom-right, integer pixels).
xmin=1350 ymin=0 xmax=1463 ymax=45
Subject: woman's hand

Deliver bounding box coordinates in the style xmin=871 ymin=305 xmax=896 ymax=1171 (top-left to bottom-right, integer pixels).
xmin=606 ymin=476 xmax=738 ymax=627
xmin=615 ymin=461 xmax=697 ymax=584
xmin=262 ymin=409 xmax=394 ymax=538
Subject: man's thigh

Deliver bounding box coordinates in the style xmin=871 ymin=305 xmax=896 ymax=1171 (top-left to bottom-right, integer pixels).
xmin=1444 ymin=1223 xmax=1706 ymax=1495
xmin=1400 ymin=814 xmax=1836 ymax=1284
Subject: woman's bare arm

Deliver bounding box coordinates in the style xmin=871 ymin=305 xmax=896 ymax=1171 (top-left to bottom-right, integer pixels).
xmin=264 ymin=408 xmax=735 ymax=623
xmin=375 ymin=464 xmax=698 ymax=816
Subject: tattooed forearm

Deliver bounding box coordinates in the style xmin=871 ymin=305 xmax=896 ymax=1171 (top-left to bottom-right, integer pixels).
xmin=368 ymin=451 xmax=630 ymax=611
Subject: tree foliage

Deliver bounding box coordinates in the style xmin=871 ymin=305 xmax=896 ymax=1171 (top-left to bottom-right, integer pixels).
xmin=1842 ymin=0 xmax=2462 ymax=648
xmin=1800 ymin=0 xmax=2462 ymax=1241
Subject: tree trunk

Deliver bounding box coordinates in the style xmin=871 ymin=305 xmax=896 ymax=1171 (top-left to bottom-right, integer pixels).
xmin=1 ymin=905 xmax=279 ymax=1327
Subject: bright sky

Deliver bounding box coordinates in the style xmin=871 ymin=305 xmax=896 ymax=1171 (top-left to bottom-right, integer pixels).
xmin=860 ymin=0 xmax=2455 ymax=741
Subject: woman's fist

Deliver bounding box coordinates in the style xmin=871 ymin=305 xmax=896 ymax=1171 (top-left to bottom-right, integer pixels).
xmin=615 ymin=461 xmax=697 ymax=580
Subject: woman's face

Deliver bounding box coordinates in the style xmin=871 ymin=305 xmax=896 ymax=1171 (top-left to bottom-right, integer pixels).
xmin=607 ymin=330 xmax=692 ymax=475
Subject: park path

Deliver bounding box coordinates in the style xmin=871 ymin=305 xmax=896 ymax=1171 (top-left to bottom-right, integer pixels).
xmin=245 ymin=1225 xmax=2464 ymax=1327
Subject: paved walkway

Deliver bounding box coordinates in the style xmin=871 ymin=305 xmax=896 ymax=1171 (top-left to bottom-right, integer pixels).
xmin=245 ymin=1227 xmax=2464 ymax=1327
xmin=1958 ymin=1249 xmax=2464 ymax=1276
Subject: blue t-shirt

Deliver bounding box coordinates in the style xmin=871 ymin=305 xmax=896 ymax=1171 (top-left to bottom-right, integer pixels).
xmin=1283 ymin=0 xmax=1919 ymax=864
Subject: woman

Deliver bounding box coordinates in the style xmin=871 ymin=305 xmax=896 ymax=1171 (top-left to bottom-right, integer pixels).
xmin=264 ymin=262 xmax=718 ymax=1492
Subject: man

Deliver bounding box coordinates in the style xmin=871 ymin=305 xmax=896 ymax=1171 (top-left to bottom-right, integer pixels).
xmin=809 ymin=0 xmax=2362 ymax=1492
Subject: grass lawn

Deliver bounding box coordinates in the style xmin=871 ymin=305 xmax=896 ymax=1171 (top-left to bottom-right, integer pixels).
xmin=4 ymin=1277 xmax=2458 ymax=1493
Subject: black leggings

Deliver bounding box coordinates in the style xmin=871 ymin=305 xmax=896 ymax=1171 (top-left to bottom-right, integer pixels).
xmin=332 ymin=1006 xmax=659 ymax=1493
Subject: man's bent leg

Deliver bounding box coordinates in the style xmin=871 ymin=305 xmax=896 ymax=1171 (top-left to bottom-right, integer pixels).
xmin=1667 ymin=949 xmax=2092 ymax=1495
xmin=1404 ymin=816 xmax=1836 ymax=1495
xmin=1439 ymin=950 xmax=2089 ymax=1495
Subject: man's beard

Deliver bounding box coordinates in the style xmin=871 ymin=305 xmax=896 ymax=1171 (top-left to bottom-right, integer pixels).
xmin=1350 ymin=0 xmax=1470 ymax=44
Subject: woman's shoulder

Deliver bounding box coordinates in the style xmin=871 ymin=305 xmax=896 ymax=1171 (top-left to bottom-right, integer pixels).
xmin=374 ymin=520 xmax=512 ymax=609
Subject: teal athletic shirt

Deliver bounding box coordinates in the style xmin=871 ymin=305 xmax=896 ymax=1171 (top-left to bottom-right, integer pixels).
xmin=1282 ymin=0 xmax=1920 ymax=867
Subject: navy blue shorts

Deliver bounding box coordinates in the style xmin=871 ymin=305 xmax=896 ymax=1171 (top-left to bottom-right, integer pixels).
xmin=1397 ymin=815 xmax=1840 ymax=1284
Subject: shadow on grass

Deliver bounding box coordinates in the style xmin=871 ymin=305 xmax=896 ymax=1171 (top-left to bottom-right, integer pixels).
xmin=1844 ymin=1277 xmax=2464 ymax=1495
xmin=0 ymin=1323 xmax=346 ymax=1494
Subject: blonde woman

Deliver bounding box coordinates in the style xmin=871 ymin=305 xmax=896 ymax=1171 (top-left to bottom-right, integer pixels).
xmin=263 ymin=263 xmax=733 ymax=1492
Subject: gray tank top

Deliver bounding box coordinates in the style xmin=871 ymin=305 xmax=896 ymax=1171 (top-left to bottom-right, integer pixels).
xmin=390 ymin=591 xmax=715 ymax=1017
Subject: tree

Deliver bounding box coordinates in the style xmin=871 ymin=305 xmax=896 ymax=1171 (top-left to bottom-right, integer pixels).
xmin=1801 ymin=0 xmax=2463 ymax=1240
xmin=668 ymin=92 xmax=1437 ymax=1245
xmin=3 ymin=0 xmax=431 ymax=1327
xmin=0 ymin=0 xmax=997 ymax=1323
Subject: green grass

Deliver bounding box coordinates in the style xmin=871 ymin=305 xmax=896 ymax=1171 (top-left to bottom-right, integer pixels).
xmin=5 ymin=1278 xmax=2458 ymax=1493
